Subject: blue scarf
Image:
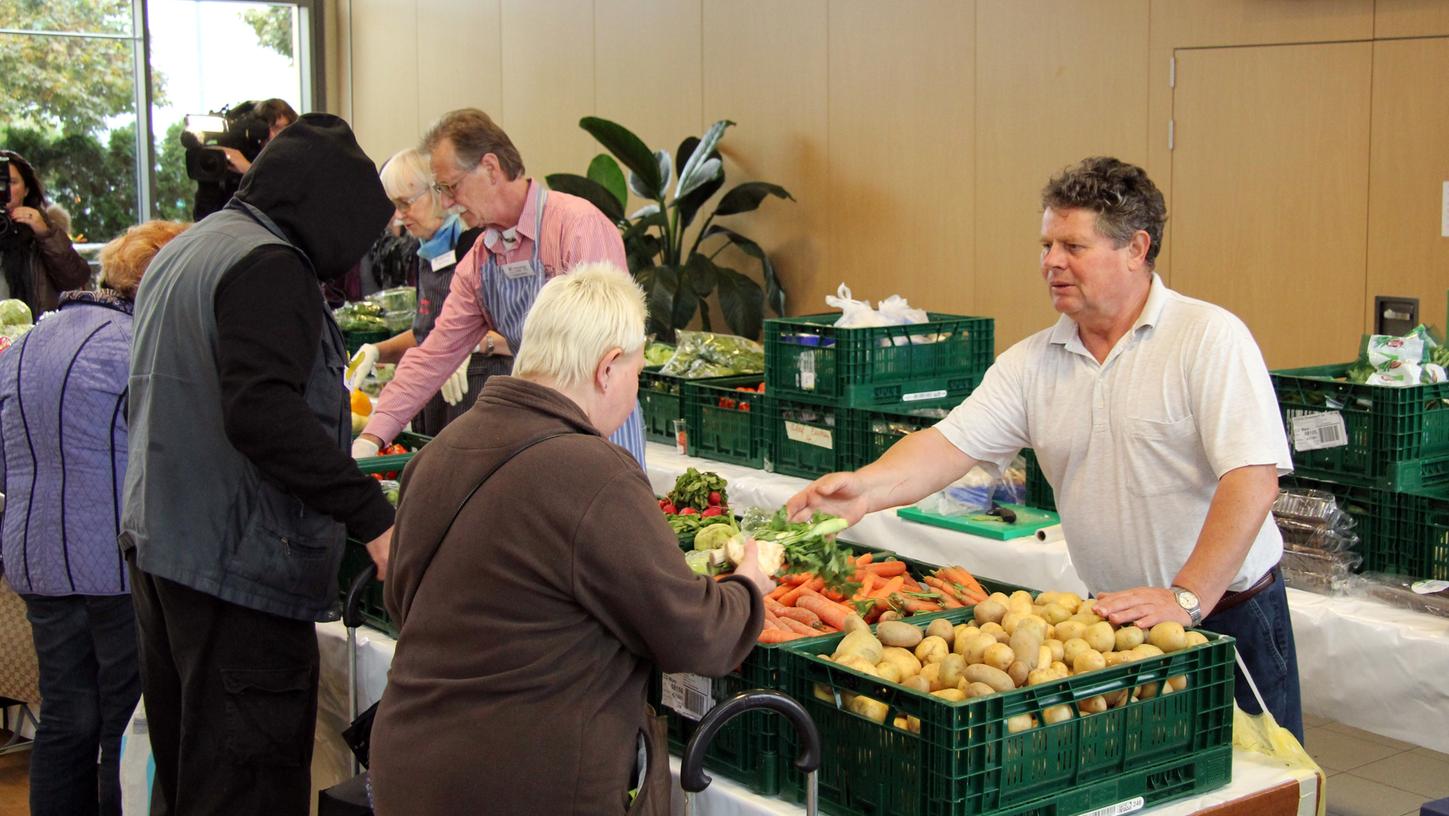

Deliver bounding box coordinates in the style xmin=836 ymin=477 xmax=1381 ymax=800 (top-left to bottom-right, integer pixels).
xmin=417 ymin=214 xmax=463 ymax=262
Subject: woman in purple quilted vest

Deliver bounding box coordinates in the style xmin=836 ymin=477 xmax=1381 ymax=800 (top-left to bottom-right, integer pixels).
xmin=0 ymin=219 xmax=186 ymax=816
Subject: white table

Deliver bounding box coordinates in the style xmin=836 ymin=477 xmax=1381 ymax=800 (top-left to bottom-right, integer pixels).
xmin=643 ymin=441 xmax=1449 ymax=755
xmin=312 ymin=622 xmax=1321 ymax=816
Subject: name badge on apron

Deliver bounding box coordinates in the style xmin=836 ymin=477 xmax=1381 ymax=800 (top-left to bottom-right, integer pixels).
xmin=429 ymin=251 xmax=456 ymax=272
xmin=500 ymin=260 xmax=535 ymax=280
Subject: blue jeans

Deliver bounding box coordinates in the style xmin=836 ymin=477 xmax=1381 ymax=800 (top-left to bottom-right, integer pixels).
xmin=1201 ymin=575 xmax=1304 ymax=744
xmin=23 ymin=593 xmax=142 ymax=816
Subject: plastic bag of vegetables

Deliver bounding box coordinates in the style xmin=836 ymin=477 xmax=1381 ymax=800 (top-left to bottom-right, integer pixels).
xmin=657 ymin=330 xmax=765 ymax=378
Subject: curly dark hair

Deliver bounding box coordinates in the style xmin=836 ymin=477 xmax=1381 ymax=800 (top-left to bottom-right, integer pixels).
xmin=1 ymin=149 xmax=47 ymax=210
xmin=1042 ymin=157 xmax=1166 ymax=267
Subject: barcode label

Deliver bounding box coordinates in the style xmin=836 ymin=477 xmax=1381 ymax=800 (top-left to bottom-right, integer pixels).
xmin=785 ymin=421 xmax=834 ymax=449
xmin=1289 ymin=410 xmax=1347 ymax=451
xmin=661 ymin=672 xmax=714 ymax=721
xmin=1080 ymin=797 xmax=1145 ymax=816
xmin=903 ymin=389 xmax=948 ymax=402
xmin=799 ymin=351 xmax=817 ymax=391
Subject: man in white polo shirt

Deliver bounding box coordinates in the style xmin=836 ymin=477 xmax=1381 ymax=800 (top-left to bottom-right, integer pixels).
xmin=786 ymin=156 xmax=1301 ymax=740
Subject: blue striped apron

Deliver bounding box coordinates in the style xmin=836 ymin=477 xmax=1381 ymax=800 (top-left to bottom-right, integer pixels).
xmin=480 ymin=185 xmax=646 ymax=467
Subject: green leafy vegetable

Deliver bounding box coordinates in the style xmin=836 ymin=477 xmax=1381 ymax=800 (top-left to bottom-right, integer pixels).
xmin=668 ymin=467 xmax=728 ymax=512
xmin=746 ymin=509 xmax=856 ymax=593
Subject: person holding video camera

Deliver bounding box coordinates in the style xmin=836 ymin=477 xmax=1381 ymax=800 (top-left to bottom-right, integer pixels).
xmin=188 ymin=99 xmax=298 ymax=220
xmin=1 ymin=150 xmax=92 ymax=317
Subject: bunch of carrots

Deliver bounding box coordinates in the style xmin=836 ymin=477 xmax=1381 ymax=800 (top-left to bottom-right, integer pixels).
xmin=755 ymin=554 xmax=988 ymax=643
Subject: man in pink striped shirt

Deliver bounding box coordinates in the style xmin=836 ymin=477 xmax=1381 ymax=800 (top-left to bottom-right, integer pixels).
xmin=354 ymin=109 xmax=646 ymax=464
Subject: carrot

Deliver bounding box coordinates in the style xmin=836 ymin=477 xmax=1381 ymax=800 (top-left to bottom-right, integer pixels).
xmin=870 ymin=576 xmax=905 ymax=609
xmin=778 ymin=576 xmax=820 ymax=607
xmin=762 ymin=616 xmax=783 ymax=631
xmin=822 ymin=588 xmax=846 ymax=602
xmin=777 ymin=606 xmax=823 ymax=627
xmin=855 ymin=552 xmax=874 ymax=567
xmin=894 ymin=594 xmax=942 ymax=614
xmin=863 ymin=561 xmax=908 ymax=577
xmin=757 ymin=628 xmax=806 ymax=643
xmin=924 ymin=576 xmax=970 ymax=604
xmin=797 ymin=593 xmax=850 ymax=631
xmin=857 ymin=572 xmax=877 ymax=599
xmin=779 ymin=617 xmax=819 ymax=636
xmin=767 ymin=584 xmax=791 ymax=601
xmin=901 ymin=576 xmax=923 ymax=591
xmin=941 ymin=566 xmax=987 ymax=600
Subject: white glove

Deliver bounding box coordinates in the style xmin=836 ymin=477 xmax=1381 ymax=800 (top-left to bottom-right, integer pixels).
xmin=351 ymin=436 xmax=380 ymax=459
xmin=346 ymin=344 xmax=380 ymax=390
xmin=440 ymin=357 xmax=470 ymax=406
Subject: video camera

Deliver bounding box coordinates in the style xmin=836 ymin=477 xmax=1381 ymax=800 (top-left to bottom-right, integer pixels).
xmin=0 ymin=156 xmax=34 ymax=250
xmin=179 ymin=101 xmax=270 ymax=183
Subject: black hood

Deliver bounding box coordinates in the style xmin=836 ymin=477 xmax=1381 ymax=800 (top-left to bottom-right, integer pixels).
xmin=234 ymin=113 xmax=391 ymax=280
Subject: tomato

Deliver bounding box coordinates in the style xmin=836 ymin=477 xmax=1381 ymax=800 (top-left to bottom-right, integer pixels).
xmin=370 ymin=473 xmax=384 ymax=481
xmin=381 ymin=443 xmax=409 ymax=455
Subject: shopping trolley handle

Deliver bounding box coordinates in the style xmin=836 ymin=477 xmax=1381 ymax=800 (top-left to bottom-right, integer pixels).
xmin=343 ymin=563 xmax=378 ymax=629
xmin=680 ymin=689 xmax=821 ymax=793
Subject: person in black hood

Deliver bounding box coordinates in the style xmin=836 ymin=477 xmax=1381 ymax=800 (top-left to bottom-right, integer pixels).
xmin=121 ymin=113 xmax=395 ymax=816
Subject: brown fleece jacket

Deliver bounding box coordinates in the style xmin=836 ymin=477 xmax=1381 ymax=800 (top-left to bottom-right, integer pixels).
xmin=369 ymin=376 xmax=763 ymax=816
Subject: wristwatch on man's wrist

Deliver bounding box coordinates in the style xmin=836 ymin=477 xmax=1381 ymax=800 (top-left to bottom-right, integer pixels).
xmin=1171 ymin=585 xmax=1202 ymax=627
xmin=484 ymin=335 xmax=496 ymax=355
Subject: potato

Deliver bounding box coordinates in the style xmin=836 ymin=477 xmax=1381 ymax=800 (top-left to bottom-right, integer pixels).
xmin=1062 ymin=638 xmax=1092 ymax=667
xmin=1072 ymin=649 xmax=1106 ymax=675
xmin=812 ymin=682 xmax=835 ymax=703
xmin=1148 ymin=622 xmax=1187 ymax=653
xmin=879 ymin=646 xmax=923 ymax=679
xmin=873 ymin=661 xmax=902 ymax=684
xmin=979 ymin=622 xmax=1010 ymax=643
xmin=1104 ymin=689 xmax=1131 ymax=709
xmin=1131 ymin=644 xmax=1165 ymax=660
xmin=1084 ymin=621 xmax=1116 ymax=653
xmin=926 ymin=618 xmax=956 ymax=647
xmin=931 ymin=688 xmax=966 ymax=702
xmin=1006 ymin=660 xmax=1029 ymax=688
xmin=1183 ymin=631 xmax=1208 ymax=648
xmin=1000 ymin=611 xmax=1025 ymax=636
xmin=907 ymin=715 xmax=922 ymax=733
xmin=877 ymin=621 xmax=923 ymax=649
xmin=963 ymin=663 xmax=1015 ymax=692
xmin=953 ymin=624 xmax=981 ymax=649
xmin=987 ymin=591 xmax=1010 ymax=605
xmin=1056 ymin=592 xmax=1084 ymax=613
xmin=1069 ymin=611 xmax=1103 ymax=626
xmin=1026 ymin=667 xmax=1059 ymax=686
xmin=915 ymin=635 xmax=950 ymax=665
xmin=919 ymin=662 xmax=944 ymax=690
xmin=1042 ymin=704 xmax=1075 ymax=725
xmin=1044 ymin=639 xmax=1065 ymax=663
xmin=837 ymin=655 xmax=880 ymax=677
xmin=1017 ymin=615 xmax=1049 ymax=640
xmin=1009 ymin=628 xmax=1044 ymax=670
xmin=893 ymin=715 xmax=910 ymax=731
xmin=878 ymin=610 xmax=902 ymax=623
xmin=903 ymin=675 xmax=932 ymax=693
xmin=1114 ymin=625 xmax=1145 ymax=652
xmin=963 ymin=633 xmax=998 ymax=665
xmin=1077 ymin=695 xmax=1107 ymax=715
xmin=982 ymin=643 xmax=1016 ymax=672
xmin=963 ymin=681 xmax=997 ymax=699
xmin=1166 ymin=675 xmax=1188 ymax=693
xmin=1079 ymin=598 xmax=1098 ymax=616
xmin=1008 ymin=590 xmax=1034 ymax=610
xmin=1050 ymin=661 xmax=1070 ymax=676
xmin=849 ymin=695 xmax=889 ymax=723
xmin=1054 ymin=620 xmax=1087 ymax=643
xmin=841 ymin=613 xmax=870 ymax=635
xmin=1037 ymin=645 xmax=1053 ymax=673
xmin=834 ymin=629 xmax=884 ymax=664
xmin=1006 ymin=713 xmax=1035 ymax=733
xmin=939 ymin=654 xmax=968 ymax=689
xmin=973 ymin=599 xmax=1007 ymax=625
xmin=1102 ymin=651 xmax=1129 ymax=668
xmin=1137 ymin=681 xmax=1160 ymax=700
xmin=1038 ymin=603 xmax=1071 ymax=625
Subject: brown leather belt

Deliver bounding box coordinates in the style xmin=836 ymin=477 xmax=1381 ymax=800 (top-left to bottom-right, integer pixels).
xmin=1210 ymin=564 xmax=1279 ymax=616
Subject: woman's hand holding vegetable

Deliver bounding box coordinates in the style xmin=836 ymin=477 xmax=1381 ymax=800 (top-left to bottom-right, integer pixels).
xmin=730 ymin=537 xmax=777 ymax=597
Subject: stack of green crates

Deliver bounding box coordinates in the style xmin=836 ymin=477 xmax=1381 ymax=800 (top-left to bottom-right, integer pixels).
xmin=840 ymin=402 xmax=955 ymax=472
xmin=682 ymin=375 xmax=768 ymax=468
xmin=1272 ymin=362 xmax=1449 ymax=580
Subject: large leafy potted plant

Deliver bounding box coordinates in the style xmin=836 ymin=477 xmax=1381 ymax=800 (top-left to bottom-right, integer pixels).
xmin=546 ymin=118 xmax=792 ymax=341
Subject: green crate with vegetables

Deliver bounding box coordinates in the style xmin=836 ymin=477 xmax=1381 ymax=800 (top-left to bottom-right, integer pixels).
xmin=778 ymin=607 xmax=1234 ymax=816
xmin=684 ymin=376 xmax=769 ymax=468
xmin=841 ymin=402 xmax=955 ymax=471
xmin=1272 ymin=363 xmax=1449 ymax=492
xmin=354 ymin=431 xmax=432 ymax=480
xmin=767 ymin=395 xmax=847 ymax=480
xmin=764 ymin=313 xmax=993 ymax=408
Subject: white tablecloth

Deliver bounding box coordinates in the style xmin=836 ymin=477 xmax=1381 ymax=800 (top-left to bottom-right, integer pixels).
xmin=643 ymin=442 xmax=1449 ymax=755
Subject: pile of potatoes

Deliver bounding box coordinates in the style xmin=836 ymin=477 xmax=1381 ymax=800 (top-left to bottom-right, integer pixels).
xmin=815 ymin=589 xmax=1209 ymax=735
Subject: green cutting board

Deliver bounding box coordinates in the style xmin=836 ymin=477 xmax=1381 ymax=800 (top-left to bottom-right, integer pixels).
xmin=896 ymin=503 xmax=1060 ymax=540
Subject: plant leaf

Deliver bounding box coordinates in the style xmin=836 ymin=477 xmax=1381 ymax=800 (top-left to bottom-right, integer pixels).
xmin=676 ymin=136 xmax=700 ymax=180
xmin=703 ymin=225 xmax=786 ymax=316
xmin=630 ymin=203 xmax=661 ymax=219
xmin=684 ymin=252 xmax=719 ymax=298
xmin=677 ymin=152 xmax=724 ymax=229
xmin=713 ymin=265 xmax=765 ymax=340
xmin=633 ymin=265 xmax=680 ymax=341
xmin=586 ymin=153 xmax=627 ymax=210
xmin=675 ymin=119 xmax=733 ymax=199
xmin=714 ymin=181 xmax=793 ymax=216
xmin=671 ymin=263 xmax=700 ymax=329
xmin=544 ymin=173 xmax=624 ymax=223
xmin=656 ymin=150 xmax=672 ymax=194
xmin=580 ymin=116 xmax=662 ymax=198
xmin=677 ymin=157 xmax=722 ymax=201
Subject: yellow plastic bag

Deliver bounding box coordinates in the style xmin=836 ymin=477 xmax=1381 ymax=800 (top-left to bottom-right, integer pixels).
xmin=1231 ymin=649 xmax=1326 ymax=816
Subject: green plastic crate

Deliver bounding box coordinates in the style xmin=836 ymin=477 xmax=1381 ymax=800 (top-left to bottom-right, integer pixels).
xmin=354 ymin=430 xmax=432 ymax=477
xmin=684 ymin=376 xmax=768 ymax=468
xmin=1023 ymin=448 xmax=1057 ymax=512
xmin=766 ymin=395 xmax=846 ymax=479
xmin=639 ymin=368 xmax=686 ymax=445
xmin=780 ymin=613 xmax=1235 ymax=816
xmin=841 ymin=403 xmax=956 ymax=471
xmin=336 ymin=539 xmax=397 ymax=636
xmin=764 ymin=313 xmax=994 ymax=408
xmin=1272 ymin=363 xmax=1449 ymax=491
xmin=1283 ymin=474 xmax=1449 ymax=580
xmin=343 ymin=328 xmax=391 ymax=356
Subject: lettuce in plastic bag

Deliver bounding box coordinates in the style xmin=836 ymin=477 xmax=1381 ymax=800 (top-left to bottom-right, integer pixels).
xmin=658 ymin=330 xmax=765 ymax=378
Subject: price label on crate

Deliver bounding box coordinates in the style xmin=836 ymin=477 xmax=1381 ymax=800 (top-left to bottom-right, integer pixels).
xmin=660 ymin=672 xmax=714 ymax=721
xmin=785 ymin=421 xmax=833 ymax=450
xmin=903 ymin=389 xmax=948 ymax=402
xmin=1080 ymin=797 xmax=1144 ymax=816
xmin=1288 ymin=410 xmax=1348 ymax=452
xmin=798 ymin=350 xmax=817 ymax=391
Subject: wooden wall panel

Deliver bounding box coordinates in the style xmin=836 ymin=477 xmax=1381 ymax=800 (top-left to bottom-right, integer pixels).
xmin=1367 ymin=38 xmax=1449 ymax=337
xmin=974 ymin=0 xmax=1150 ymax=352
xmin=347 ymin=0 xmax=419 ymax=164
xmin=827 ymin=0 xmax=975 ymax=316
xmin=499 ymin=0 xmax=596 ymax=182
xmin=1375 ymin=0 xmax=1449 ymax=38
xmin=1170 ymin=43 xmax=1372 ymax=369
xmin=415 ymin=0 xmax=502 ymax=141
xmin=701 ymin=0 xmax=827 ymax=323
xmin=1149 ymin=0 xmax=1372 ymax=48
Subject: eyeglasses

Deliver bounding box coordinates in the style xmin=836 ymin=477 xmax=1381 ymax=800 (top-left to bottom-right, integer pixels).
xmin=431 ymin=161 xmax=479 ymax=197
xmin=391 ymin=190 xmax=429 ymax=212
